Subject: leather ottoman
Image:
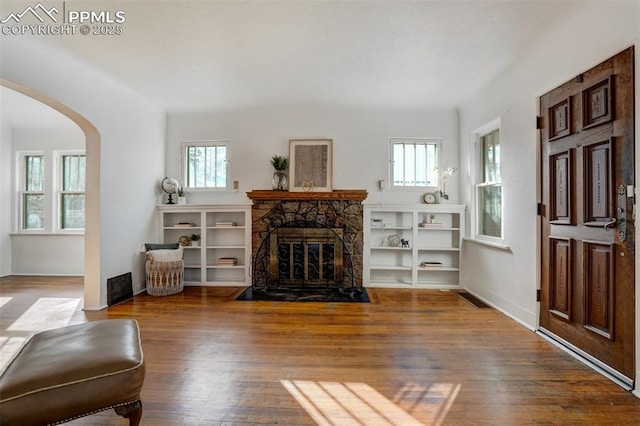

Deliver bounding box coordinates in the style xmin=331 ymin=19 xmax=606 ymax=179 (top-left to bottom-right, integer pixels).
xmin=0 ymin=319 xmax=145 ymax=425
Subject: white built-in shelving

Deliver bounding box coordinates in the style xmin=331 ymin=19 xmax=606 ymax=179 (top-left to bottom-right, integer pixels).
xmin=157 ymin=204 xmax=251 ymax=286
xmin=364 ymin=204 xmax=465 ymax=288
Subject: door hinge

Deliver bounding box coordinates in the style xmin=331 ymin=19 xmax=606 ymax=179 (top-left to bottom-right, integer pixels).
xmin=537 ymin=203 xmax=544 ymax=216
xmin=536 ymin=116 xmax=542 ymax=129
xmin=536 ymin=289 xmax=541 ymax=302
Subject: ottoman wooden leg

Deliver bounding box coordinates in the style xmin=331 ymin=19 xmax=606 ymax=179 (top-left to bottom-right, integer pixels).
xmin=115 ymin=400 xmax=143 ymax=426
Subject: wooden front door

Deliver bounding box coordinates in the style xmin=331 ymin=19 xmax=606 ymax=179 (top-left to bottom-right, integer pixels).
xmin=539 ymin=47 xmax=635 ymax=386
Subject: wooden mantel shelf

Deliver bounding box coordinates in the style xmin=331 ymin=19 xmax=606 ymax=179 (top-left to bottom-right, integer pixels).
xmin=246 ymin=189 xmax=368 ymax=201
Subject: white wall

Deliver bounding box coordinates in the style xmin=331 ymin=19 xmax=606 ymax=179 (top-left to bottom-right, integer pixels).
xmin=457 ymin=1 xmax=639 ymax=392
xmin=12 ymin=236 xmax=83 ymax=275
xmin=9 ymin=128 xmax=85 ymax=275
xmin=0 ymin=123 xmax=11 ymax=276
xmin=167 ymin=105 xmax=459 ymax=206
xmin=0 ymin=36 xmax=166 ymax=308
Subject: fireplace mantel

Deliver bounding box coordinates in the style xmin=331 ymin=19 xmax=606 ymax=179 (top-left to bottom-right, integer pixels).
xmin=246 ymin=189 xmax=368 ymax=202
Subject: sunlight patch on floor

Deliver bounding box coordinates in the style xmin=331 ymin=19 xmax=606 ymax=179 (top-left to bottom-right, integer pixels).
xmin=7 ymin=297 xmax=81 ymax=332
xmin=281 ymin=380 xmax=460 ymax=425
xmin=393 ymin=382 xmax=461 ymax=425
xmin=0 ymin=297 xmax=13 ymax=309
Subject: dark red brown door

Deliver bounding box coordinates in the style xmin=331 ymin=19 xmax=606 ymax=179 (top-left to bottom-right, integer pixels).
xmin=540 ymin=47 xmax=635 ymax=386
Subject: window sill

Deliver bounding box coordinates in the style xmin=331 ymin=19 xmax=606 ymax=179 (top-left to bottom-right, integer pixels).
xmin=464 ymin=237 xmax=510 ymax=251
xmin=11 ymin=232 xmax=85 ymax=237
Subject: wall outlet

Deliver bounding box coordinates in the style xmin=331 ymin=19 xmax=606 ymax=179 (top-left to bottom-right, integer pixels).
xmin=377 ymin=179 xmax=385 ymax=190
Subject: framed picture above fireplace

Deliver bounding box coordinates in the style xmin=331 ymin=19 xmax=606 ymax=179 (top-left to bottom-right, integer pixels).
xmin=289 ymin=138 xmax=333 ymax=192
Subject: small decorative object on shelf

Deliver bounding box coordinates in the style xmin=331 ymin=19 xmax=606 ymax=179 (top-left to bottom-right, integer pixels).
xmin=270 ymin=155 xmax=289 ymax=191
xmin=161 ymin=177 xmax=180 ymax=204
xmin=189 ymin=234 xmax=201 ymax=247
xmin=178 ymin=235 xmax=190 ymax=246
xmin=420 ymin=261 xmax=443 ymax=269
xmin=401 ymin=238 xmax=410 ymax=248
xmin=386 ymin=234 xmax=401 ymax=247
xmin=215 ymin=221 xmax=237 ymax=227
xmin=177 ymin=185 xmax=186 ymax=205
xmin=423 ymin=192 xmax=438 ymax=204
xmin=174 ymin=222 xmax=196 ymax=227
xmin=436 ymin=167 xmax=457 ymax=201
xmin=419 ymin=214 xmax=442 ymax=228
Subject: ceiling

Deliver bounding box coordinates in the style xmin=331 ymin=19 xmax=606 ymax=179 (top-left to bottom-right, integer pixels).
xmin=36 ymin=0 xmax=580 ymax=112
xmin=4 ymin=1 xmax=580 ymax=112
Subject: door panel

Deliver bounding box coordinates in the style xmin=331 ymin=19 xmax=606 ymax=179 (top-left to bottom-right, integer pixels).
xmin=583 ymin=241 xmax=614 ymax=340
xmin=583 ymin=139 xmax=614 ymax=224
xmin=549 ymin=237 xmax=572 ymax=320
xmin=540 ymin=47 xmax=635 ymax=384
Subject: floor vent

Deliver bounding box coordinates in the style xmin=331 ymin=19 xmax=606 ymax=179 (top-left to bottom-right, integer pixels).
xmin=458 ymin=291 xmax=492 ymax=309
xmin=107 ymin=272 xmax=133 ymax=306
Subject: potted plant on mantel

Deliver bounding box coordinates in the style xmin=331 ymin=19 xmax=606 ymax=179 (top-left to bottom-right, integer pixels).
xmin=270 ymin=155 xmax=289 ymax=191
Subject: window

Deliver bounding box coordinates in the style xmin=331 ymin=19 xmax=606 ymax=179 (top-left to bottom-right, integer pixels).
xmin=60 ymin=154 xmax=86 ymax=229
xmin=182 ymin=141 xmax=229 ymax=189
xmin=390 ymin=138 xmax=440 ymax=187
xmin=17 ymin=151 xmax=86 ymax=233
xmin=22 ymin=154 xmax=45 ymax=230
xmin=474 ymin=123 xmax=502 ymax=241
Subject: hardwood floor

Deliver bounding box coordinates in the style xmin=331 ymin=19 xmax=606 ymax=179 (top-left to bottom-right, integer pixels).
xmin=1 ymin=276 xmax=639 ymax=425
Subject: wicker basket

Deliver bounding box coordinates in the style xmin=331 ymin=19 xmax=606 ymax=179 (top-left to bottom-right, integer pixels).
xmin=145 ymin=257 xmax=184 ymax=296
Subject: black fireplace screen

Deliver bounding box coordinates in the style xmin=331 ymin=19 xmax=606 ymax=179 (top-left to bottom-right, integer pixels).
xmin=272 ymin=228 xmax=343 ymax=287
xmin=252 ymin=222 xmax=354 ymax=290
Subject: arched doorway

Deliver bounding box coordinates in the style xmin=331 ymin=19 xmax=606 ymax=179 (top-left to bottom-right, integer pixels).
xmin=1 ymin=78 xmax=101 ymax=309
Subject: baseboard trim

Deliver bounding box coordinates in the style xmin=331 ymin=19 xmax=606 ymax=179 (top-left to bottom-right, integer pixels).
xmin=7 ymin=273 xmax=84 ymax=277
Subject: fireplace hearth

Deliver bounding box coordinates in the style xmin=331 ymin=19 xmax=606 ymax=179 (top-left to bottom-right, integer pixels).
xmin=247 ymin=190 xmax=367 ymax=293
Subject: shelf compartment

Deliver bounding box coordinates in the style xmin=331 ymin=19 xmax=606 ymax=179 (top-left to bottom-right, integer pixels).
xmin=162 ymin=212 xmax=201 ymax=228
xmin=370 ymin=211 xmax=413 ymax=229
xmin=183 ymin=267 xmax=202 ymax=283
xmin=205 ymin=211 xmax=246 ymax=228
xmin=368 ymin=269 xmax=412 ymax=287
xmin=206 ymin=228 xmax=244 ymax=246
xmin=370 ymin=264 xmax=412 ymax=271
xmin=206 ymin=267 xmax=246 ymax=283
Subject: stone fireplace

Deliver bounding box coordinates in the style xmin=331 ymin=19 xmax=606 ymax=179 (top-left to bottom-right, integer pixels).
xmin=246 ymin=190 xmax=367 ymax=291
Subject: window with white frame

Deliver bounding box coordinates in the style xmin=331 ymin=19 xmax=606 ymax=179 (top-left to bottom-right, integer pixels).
xmin=182 ymin=141 xmax=229 ymax=189
xmin=390 ymin=138 xmax=440 ymax=188
xmin=21 ymin=153 xmax=45 ymax=230
xmin=59 ymin=153 xmax=86 ymax=230
xmin=474 ymin=124 xmax=502 ymax=240
xmin=17 ymin=151 xmax=86 ymax=232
